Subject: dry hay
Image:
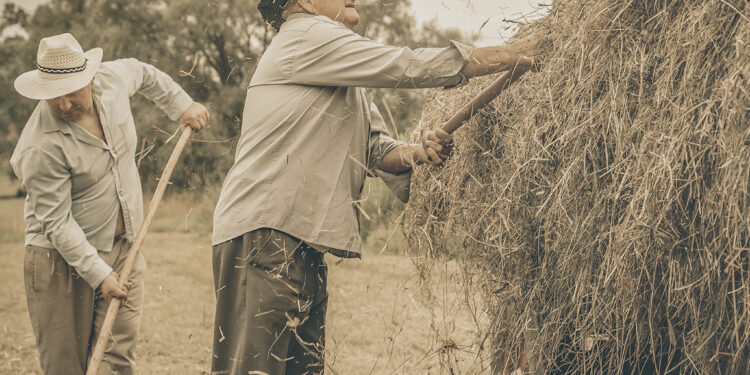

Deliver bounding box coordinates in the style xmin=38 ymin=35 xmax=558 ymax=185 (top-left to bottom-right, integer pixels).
xmin=403 ymin=0 xmax=749 ymax=373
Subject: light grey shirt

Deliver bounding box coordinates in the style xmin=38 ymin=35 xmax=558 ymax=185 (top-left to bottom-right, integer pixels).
xmin=10 ymin=59 xmax=193 ymax=287
xmin=212 ymin=13 xmax=472 ymax=256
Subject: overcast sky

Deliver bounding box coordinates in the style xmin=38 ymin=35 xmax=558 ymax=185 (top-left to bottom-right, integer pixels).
xmin=411 ymin=0 xmax=547 ymax=45
xmin=7 ymin=0 xmax=548 ymax=45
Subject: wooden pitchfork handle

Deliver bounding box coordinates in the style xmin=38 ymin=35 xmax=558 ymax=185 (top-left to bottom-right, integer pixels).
xmin=86 ymin=126 xmax=193 ymax=375
xmin=440 ymin=67 xmax=529 ymax=134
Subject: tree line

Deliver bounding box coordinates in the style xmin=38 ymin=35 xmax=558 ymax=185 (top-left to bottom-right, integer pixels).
xmin=0 ymin=0 xmax=464 ymax=193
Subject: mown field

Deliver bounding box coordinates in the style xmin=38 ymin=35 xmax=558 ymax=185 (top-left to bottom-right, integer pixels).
xmin=0 ymin=174 xmax=488 ymax=374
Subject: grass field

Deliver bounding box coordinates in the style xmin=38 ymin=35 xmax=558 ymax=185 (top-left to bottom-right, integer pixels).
xmin=0 ymin=187 xmax=488 ymax=374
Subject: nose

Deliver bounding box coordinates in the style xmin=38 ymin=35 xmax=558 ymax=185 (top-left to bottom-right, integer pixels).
xmin=58 ymin=98 xmax=73 ymax=113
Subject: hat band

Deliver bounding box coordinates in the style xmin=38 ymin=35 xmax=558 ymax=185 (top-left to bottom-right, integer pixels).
xmin=37 ymin=58 xmax=88 ymax=74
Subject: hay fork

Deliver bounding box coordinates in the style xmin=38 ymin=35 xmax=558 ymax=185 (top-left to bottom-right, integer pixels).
xmin=441 ymin=67 xmax=530 ymax=134
xmin=86 ymin=126 xmax=193 ymax=375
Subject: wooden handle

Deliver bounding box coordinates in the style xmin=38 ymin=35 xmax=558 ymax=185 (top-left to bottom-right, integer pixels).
xmin=86 ymin=126 xmax=193 ymax=375
xmin=440 ymin=68 xmax=528 ymax=134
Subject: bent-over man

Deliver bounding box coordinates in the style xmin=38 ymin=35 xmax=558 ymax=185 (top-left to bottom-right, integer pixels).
xmin=10 ymin=33 xmax=209 ymax=375
xmin=210 ymin=1 xmax=538 ymax=374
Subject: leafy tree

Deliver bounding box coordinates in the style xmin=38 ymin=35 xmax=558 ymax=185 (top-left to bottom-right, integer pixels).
xmin=1 ymin=3 xmax=28 ymax=30
xmin=0 ymin=4 xmax=34 ymax=168
xmin=1 ymin=0 xmax=465 ymax=192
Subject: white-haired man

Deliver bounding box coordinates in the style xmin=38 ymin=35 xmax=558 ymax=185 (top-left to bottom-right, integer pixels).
xmin=210 ymin=1 xmax=538 ymax=374
xmin=10 ymin=33 xmax=208 ymax=375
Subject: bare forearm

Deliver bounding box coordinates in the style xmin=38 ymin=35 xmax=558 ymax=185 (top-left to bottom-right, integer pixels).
xmin=380 ymin=144 xmax=421 ymax=174
xmin=460 ymin=40 xmax=537 ymax=79
xmin=380 ymin=128 xmax=455 ymax=173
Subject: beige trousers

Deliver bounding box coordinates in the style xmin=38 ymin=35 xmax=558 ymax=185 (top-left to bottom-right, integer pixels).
xmin=24 ymin=238 xmax=146 ymax=375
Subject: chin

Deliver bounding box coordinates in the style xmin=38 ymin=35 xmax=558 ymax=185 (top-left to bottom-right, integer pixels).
xmin=55 ymin=110 xmax=81 ymax=122
xmin=341 ymin=9 xmax=359 ymax=29
xmin=62 ymin=114 xmax=80 ymax=122
xmin=344 ymin=16 xmax=360 ymax=29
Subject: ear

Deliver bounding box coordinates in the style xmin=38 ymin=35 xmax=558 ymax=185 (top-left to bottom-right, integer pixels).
xmin=295 ymin=0 xmax=317 ymax=14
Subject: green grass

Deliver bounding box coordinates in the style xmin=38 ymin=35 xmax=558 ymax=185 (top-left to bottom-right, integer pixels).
xmin=0 ymin=195 xmax=488 ymax=374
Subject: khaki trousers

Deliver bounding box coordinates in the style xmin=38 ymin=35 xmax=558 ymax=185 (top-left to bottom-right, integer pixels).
xmin=24 ymin=238 xmax=146 ymax=375
xmin=211 ymin=229 xmax=328 ymax=375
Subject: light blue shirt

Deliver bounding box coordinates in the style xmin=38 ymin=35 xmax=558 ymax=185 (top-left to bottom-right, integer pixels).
xmin=11 ymin=59 xmax=193 ymax=287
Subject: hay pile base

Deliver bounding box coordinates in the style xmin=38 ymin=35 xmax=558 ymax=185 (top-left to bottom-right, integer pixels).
xmin=403 ymin=0 xmax=749 ymax=373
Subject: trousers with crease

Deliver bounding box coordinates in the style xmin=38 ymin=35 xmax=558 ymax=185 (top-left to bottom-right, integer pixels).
xmin=24 ymin=237 xmax=146 ymax=375
xmin=211 ymin=228 xmax=328 ymax=375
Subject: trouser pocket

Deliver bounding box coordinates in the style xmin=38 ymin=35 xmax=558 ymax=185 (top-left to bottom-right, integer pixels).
xmin=24 ymin=245 xmax=96 ymax=375
xmin=25 ymin=246 xmax=73 ymax=294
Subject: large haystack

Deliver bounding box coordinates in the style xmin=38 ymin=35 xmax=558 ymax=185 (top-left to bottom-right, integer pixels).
xmin=403 ymin=0 xmax=749 ymax=373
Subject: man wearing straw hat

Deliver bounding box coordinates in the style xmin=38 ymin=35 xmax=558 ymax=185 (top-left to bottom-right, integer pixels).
xmin=210 ymin=0 xmax=537 ymax=374
xmin=10 ymin=33 xmax=209 ymax=375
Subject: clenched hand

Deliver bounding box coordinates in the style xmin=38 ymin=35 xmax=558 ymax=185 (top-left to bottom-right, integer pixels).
xmin=416 ymin=128 xmax=454 ymax=166
xmin=98 ymin=271 xmax=130 ymax=307
xmin=179 ymin=102 xmax=209 ymax=132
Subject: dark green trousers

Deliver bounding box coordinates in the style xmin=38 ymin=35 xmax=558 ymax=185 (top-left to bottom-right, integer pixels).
xmin=211 ymin=229 xmax=328 ymax=375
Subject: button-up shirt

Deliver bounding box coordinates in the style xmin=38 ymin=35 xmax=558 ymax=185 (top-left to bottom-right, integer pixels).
xmin=11 ymin=58 xmax=193 ymax=287
xmin=212 ymin=13 xmax=472 ymax=256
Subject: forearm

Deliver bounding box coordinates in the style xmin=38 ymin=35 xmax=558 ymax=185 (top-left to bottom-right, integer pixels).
xmin=120 ymin=58 xmax=193 ymax=120
xmin=289 ymin=22 xmax=472 ymax=89
xmin=380 ymin=144 xmax=421 ymax=174
xmin=139 ymin=63 xmax=193 ymax=120
xmin=461 ymin=45 xmax=534 ymax=79
xmin=46 ymin=222 xmax=112 ymax=288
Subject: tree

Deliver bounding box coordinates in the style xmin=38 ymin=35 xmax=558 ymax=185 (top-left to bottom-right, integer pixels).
xmin=0 ymin=4 xmax=34 ymax=168
xmin=0 ymin=0 xmax=466 ymax=190
xmin=1 ymin=3 xmax=28 ymax=30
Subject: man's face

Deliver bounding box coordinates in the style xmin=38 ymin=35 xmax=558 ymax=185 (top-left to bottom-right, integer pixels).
xmin=46 ymin=81 xmax=94 ymax=122
xmin=310 ymin=0 xmax=359 ymax=29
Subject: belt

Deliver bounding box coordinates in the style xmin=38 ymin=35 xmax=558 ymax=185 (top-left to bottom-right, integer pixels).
xmin=113 ymin=233 xmax=126 ymax=242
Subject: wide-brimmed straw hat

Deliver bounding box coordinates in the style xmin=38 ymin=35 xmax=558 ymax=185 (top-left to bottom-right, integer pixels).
xmin=14 ymin=33 xmax=102 ymax=100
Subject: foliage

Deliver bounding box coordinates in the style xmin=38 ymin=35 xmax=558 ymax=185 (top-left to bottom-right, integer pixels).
xmin=1 ymin=0 xmax=465 ymax=194
xmin=1 ymin=3 xmax=28 ymax=29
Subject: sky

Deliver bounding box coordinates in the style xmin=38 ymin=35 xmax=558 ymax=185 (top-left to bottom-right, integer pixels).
xmin=6 ymin=0 xmax=549 ymax=45
xmin=410 ymin=0 xmax=548 ymax=45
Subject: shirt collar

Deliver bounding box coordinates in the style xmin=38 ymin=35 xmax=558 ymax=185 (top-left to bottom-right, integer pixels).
xmin=282 ymin=13 xmax=323 ymax=31
xmin=284 ymin=13 xmax=316 ymax=22
xmin=38 ymin=78 xmax=109 ymax=149
xmin=39 ymin=101 xmax=71 ymax=135
xmin=282 ymin=13 xmax=346 ymax=31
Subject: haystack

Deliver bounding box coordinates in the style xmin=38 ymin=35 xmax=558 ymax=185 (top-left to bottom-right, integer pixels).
xmin=403 ymin=0 xmax=749 ymax=373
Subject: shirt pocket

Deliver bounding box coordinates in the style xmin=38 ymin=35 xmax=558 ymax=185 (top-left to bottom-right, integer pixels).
xmin=70 ymin=149 xmax=113 ymax=191
xmin=101 ymin=90 xmax=137 ymax=156
xmin=112 ymin=112 xmax=137 ymax=157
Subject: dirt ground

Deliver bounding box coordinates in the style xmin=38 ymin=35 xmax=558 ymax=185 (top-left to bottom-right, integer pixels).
xmin=0 ymin=196 xmax=488 ymax=374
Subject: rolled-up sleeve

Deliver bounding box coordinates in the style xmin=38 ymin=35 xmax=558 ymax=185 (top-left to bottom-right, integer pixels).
xmin=290 ymin=18 xmax=473 ymax=89
xmin=13 ymin=148 xmax=112 ymax=288
xmin=367 ymin=101 xmax=412 ymax=203
xmin=114 ymin=58 xmax=193 ymax=121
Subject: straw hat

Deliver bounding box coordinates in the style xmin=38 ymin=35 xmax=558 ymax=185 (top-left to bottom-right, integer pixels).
xmin=14 ymin=33 xmax=102 ymax=100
